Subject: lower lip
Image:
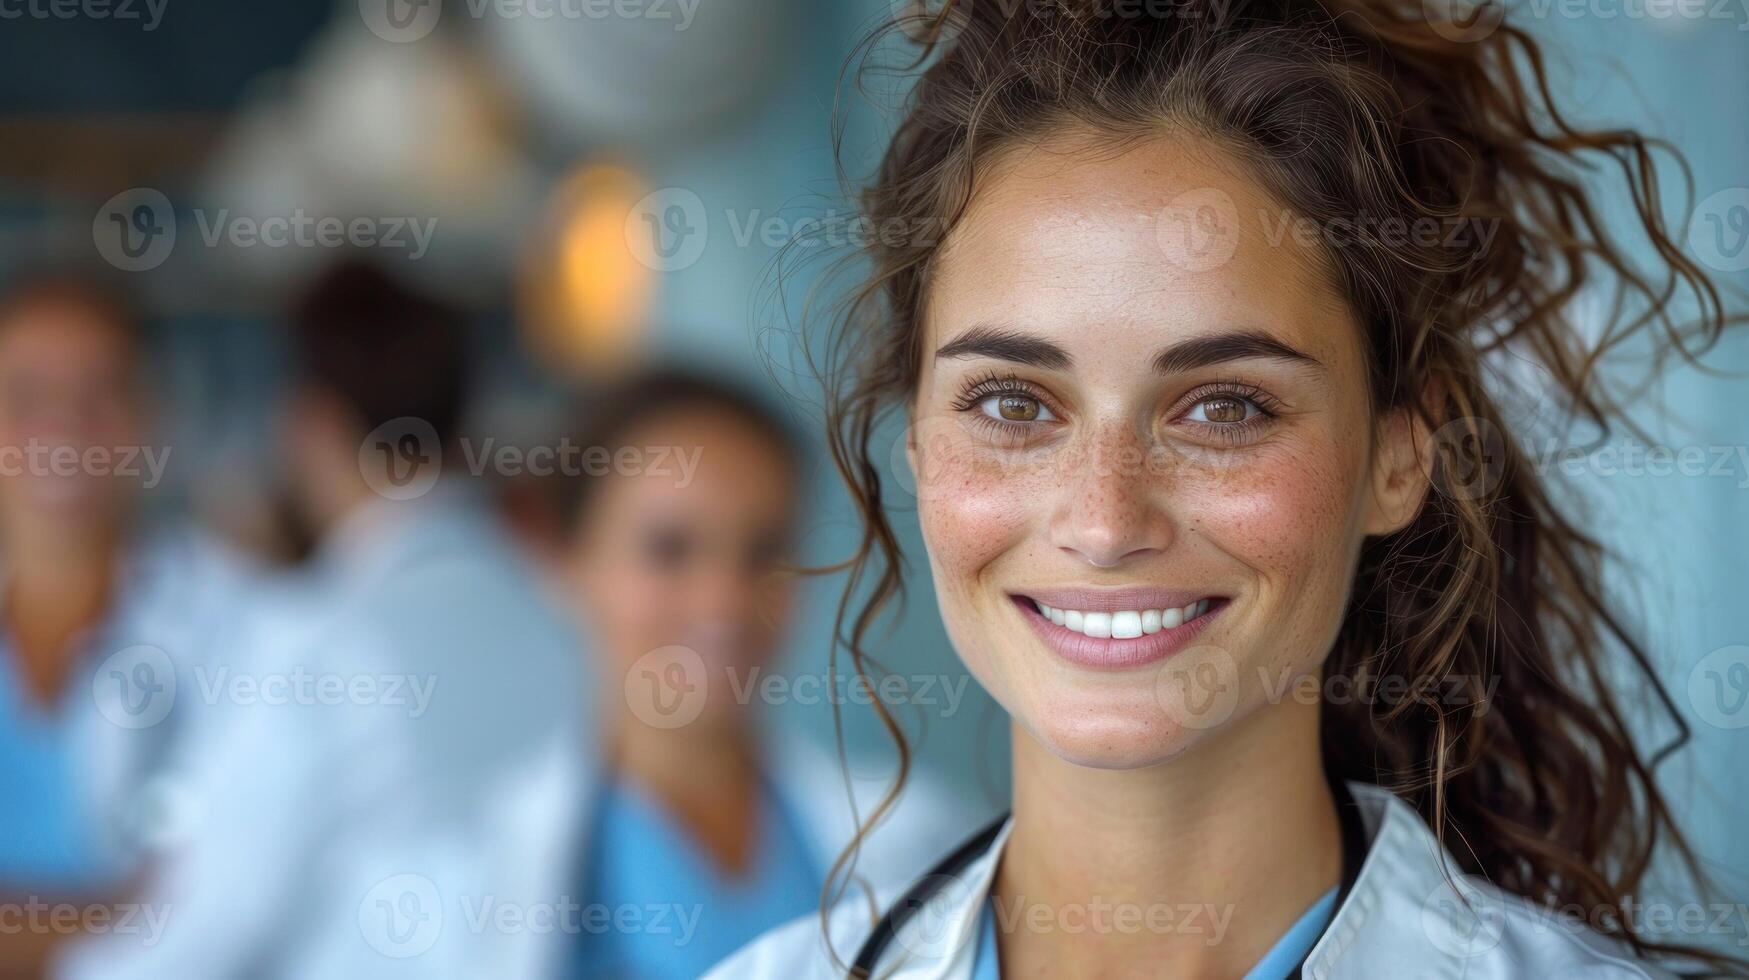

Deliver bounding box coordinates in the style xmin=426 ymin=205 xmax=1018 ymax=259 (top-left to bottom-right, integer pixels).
xmin=1013 ymin=596 xmax=1228 ymax=670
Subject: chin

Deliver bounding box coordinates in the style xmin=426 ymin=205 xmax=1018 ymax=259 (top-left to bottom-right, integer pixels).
xmin=1010 ymin=685 xmax=1223 ymax=771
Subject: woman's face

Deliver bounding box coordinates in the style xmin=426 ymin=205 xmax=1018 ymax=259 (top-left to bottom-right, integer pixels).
xmin=573 ymin=408 xmax=797 ymax=728
xmin=0 ymin=300 xmax=144 ymax=530
xmin=912 ymin=129 xmax=1426 ymax=769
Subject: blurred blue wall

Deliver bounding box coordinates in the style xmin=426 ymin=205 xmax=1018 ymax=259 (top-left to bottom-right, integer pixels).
xmin=1529 ymin=8 xmax=1749 ymax=923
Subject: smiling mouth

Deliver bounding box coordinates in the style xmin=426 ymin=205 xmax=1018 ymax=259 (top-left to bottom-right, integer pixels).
xmin=1009 ymin=591 xmax=1229 ymax=669
xmin=1027 ymin=597 xmax=1215 ymax=639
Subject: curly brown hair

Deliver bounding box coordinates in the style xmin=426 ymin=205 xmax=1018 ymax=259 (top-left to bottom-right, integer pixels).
xmin=797 ymin=0 xmax=1746 ymax=973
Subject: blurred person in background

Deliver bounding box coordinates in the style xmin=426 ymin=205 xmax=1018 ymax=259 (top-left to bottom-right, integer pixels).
xmin=0 ymin=275 xmax=253 ymax=977
xmin=505 ymin=370 xmax=980 ymax=980
xmin=55 ymin=260 xmax=588 ymax=979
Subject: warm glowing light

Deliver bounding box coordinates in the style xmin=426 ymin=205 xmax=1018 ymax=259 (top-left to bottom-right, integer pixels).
xmin=519 ymin=163 xmax=653 ymax=375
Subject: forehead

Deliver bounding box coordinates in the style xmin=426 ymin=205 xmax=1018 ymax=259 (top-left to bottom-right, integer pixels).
xmin=0 ymin=296 xmax=136 ymax=369
xmin=925 ymin=127 xmax=1355 ymax=369
xmin=594 ymin=408 xmax=795 ymax=515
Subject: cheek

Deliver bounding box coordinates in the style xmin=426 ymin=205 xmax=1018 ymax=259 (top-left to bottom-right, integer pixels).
xmin=585 ymin=557 xmax=670 ymax=650
xmin=912 ymin=433 xmax=1046 ymax=690
xmin=753 ymin=578 xmax=795 ymax=640
xmin=913 ymin=431 xmax=1038 ymax=593
xmin=1189 ymin=436 xmax=1368 ymax=666
xmin=1196 ymin=443 xmax=1356 ymax=563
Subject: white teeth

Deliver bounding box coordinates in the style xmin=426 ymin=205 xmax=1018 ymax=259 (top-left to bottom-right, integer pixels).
xmin=1032 ymin=598 xmax=1215 ymax=639
xmin=1111 ymin=610 xmax=1143 ymax=639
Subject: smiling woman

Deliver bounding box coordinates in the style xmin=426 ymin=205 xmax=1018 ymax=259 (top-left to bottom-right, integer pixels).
xmin=706 ymin=0 xmax=1745 ymax=978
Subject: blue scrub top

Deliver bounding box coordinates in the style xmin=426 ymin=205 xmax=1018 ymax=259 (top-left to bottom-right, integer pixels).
xmin=0 ymin=649 xmax=113 ymax=891
xmin=0 ymin=529 xmax=251 ymax=897
xmin=970 ymin=885 xmax=1339 ymax=980
xmin=569 ymin=776 xmax=819 ymax=980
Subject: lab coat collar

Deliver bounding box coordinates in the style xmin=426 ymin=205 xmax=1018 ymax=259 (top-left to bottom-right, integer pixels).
xmin=869 ymin=781 xmax=1648 ymax=980
xmin=312 ymin=478 xmax=483 ymax=583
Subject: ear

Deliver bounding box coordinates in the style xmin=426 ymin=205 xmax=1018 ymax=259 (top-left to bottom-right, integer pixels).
xmin=1362 ymin=402 xmax=1433 ymax=538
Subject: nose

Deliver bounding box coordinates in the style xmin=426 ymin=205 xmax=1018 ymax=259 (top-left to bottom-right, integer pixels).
xmin=1049 ymin=425 xmax=1175 ymax=568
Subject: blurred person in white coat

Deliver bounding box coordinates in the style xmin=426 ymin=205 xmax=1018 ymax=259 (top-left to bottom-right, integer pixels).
xmin=54 ymin=261 xmax=589 ymax=979
xmin=0 ymin=276 xmax=254 ymax=977
xmin=486 ymin=370 xmax=985 ymax=980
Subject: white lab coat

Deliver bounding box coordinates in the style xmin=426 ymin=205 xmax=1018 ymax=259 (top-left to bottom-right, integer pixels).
xmin=705 ymin=782 xmax=1685 ymax=980
xmin=55 ymin=489 xmax=590 ymax=980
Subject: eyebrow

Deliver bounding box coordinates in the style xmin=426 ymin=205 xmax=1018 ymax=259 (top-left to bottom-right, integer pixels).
xmin=933 ymin=325 xmax=1071 ymax=370
xmin=933 ymin=325 xmax=1321 ymax=373
xmin=1151 ymin=330 xmax=1321 ymax=374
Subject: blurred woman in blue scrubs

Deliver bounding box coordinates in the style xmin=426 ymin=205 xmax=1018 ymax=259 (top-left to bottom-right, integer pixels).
xmin=0 ymin=276 xmax=250 ymax=974
xmin=551 ymin=370 xmax=975 ymax=980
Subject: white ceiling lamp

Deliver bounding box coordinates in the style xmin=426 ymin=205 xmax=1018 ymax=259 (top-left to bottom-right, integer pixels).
xmin=476 ymin=0 xmax=796 ymax=149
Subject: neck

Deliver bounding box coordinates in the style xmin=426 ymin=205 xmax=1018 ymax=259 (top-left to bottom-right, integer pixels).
xmin=312 ymin=473 xmax=380 ymax=538
xmin=610 ymin=711 xmax=764 ymax=875
xmin=2 ymin=528 xmax=119 ymax=704
xmin=613 ymin=715 xmax=760 ymax=798
xmin=996 ymin=697 xmax=1339 ymax=977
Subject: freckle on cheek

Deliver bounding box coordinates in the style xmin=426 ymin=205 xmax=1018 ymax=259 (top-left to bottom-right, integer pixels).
xmin=920 ymin=459 xmax=1032 ymax=569
xmin=1186 ymin=453 xmax=1354 ymax=571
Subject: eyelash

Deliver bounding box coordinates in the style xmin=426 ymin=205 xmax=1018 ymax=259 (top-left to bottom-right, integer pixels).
xmin=950 ymin=372 xmax=1283 ymax=446
xmin=950 ymin=372 xmax=1054 ymax=443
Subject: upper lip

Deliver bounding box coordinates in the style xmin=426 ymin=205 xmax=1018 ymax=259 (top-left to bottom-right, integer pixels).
xmin=1013 ymin=587 xmax=1223 ymax=612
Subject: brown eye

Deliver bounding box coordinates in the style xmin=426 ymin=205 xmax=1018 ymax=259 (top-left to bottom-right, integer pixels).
xmin=998 ymin=394 xmax=1040 ymax=421
xmin=971 ymin=387 xmax=1058 ymax=426
xmin=1187 ymin=395 xmax=1258 ymax=425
